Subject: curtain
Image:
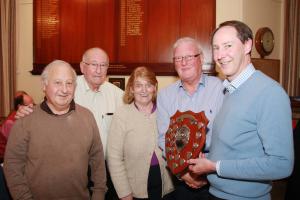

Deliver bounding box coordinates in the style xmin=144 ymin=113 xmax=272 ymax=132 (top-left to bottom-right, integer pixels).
xmin=283 ymin=0 xmax=300 ymax=96
xmin=0 ymin=0 xmax=16 ymax=117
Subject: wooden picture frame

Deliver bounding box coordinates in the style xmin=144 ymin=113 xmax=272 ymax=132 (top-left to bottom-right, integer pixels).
xmin=109 ymin=77 xmax=125 ymax=90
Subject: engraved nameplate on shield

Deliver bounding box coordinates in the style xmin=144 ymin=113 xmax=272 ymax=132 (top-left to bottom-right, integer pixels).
xmin=165 ymin=110 xmax=208 ymax=175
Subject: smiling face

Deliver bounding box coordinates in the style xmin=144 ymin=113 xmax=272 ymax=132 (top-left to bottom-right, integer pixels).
xmin=174 ymin=41 xmax=203 ymax=84
xmin=212 ymin=26 xmax=252 ymax=81
xmin=43 ymin=63 xmax=76 ymax=115
xmin=80 ymin=48 xmax=109 ymax=91
xmin=131 ymin=77 xmax=156 ymax=107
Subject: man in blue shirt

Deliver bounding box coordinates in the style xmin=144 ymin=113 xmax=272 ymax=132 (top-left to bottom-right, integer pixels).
xmin=188 ymin=21 xmax=294 ymax=200
xmin=157 ymin=37 xmax=224 ymax=200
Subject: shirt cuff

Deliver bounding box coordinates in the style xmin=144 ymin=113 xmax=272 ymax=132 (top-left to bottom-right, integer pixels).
xmin=216 ymin=161 xmax=221 ymax=175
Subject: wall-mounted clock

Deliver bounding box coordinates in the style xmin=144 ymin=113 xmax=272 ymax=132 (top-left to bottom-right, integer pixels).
xmin=255 ymin=27 xmax=275 ymax=58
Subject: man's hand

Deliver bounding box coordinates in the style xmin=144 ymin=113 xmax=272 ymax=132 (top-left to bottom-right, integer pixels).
xmin=15 ymin=104 xmax=34 ymax=119
xmin=187 ymin=154 xmax=216 ymax=175
xmin=181 ymin=171 xmax=207 ymax=189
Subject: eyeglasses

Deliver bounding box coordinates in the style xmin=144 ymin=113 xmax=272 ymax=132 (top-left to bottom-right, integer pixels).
xmin=173 ymin=54 xmax=200 ymax=63
xmin=82 ymin=61 xmax=109 ymax=70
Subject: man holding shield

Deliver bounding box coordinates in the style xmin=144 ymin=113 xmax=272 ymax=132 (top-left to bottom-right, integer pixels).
xmin=157 ymin=37 xmax=224 ymax=200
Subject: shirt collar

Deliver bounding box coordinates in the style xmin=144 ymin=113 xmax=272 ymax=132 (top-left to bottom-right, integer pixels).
xmin=223 ymin=63 xmax=255 ymax=94
xmin=82 ymin=76 xmax=102 ymax=92
xmin=178 ymin=73 xmax=206 ymax=90
xmin=40 ymin=98 xmax=76 ymax=115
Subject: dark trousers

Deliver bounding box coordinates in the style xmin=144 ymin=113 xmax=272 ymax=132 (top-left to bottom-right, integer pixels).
xmin=134 ymin=193 xmax=174 ymax=200
xmin=134 ymin=164 xmax=163 ymax=200
xmin=208 ymin=193 xmax=226 ymax=200
xmin=105 ymin=162 xmax=119 ymax=200
xmin=87 ymin=162 xmax=118 ymax=200
xmin=0 ymin=165 xmax=11 ymax=200
xmin=147 ymin=165 xmax=162 ymax=200
xmin=173 ymin=176 xmax=209 ymax=200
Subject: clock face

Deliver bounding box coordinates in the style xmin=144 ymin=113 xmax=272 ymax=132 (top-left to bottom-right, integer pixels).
xmin=255 ymin=27 xmax=274 ymax=58
xmin=262 ymin=31 xmax=274 ymax=52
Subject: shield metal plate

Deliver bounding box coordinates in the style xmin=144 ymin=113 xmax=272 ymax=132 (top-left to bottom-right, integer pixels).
xmin=165 ymin=110 xmax=208 ymax=175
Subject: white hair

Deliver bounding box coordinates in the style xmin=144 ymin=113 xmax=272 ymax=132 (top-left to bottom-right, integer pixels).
xmin=173 ymin=37 xmax=203 ymax=55
xmin=41 ymin=60 xmax=77 ymax=85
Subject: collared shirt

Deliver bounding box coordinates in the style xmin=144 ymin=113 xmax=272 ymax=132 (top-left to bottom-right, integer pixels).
xmin=157 ymin=74 xmax=224 ymax=154
xmin=40 ymin=99 xmax=76 ymax=115
xmin=223 ymin=64 xmax=256 ymax=94
xmin=75 ymin=75 xmax=124 ymax=157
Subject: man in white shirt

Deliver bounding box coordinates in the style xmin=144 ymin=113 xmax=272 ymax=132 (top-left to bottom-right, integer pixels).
xmin=77 ymin=48 xmax=124 ymax=156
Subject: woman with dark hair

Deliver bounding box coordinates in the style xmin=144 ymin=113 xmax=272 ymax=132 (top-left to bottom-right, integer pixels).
xmin=107 ymin=66 xmax=174 ymax=200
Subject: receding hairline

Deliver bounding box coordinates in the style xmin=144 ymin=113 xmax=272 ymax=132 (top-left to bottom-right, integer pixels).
xmin=82 ymin=47 xmax=109 ymax=62
xmin=212 ymin=20 xmax=253 ymax=44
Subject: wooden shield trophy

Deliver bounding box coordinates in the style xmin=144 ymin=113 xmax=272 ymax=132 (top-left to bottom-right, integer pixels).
xmin=165 ymin=110 xmax=208 ymax=175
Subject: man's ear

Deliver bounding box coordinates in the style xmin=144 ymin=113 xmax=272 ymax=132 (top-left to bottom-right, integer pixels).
xmin=244 ymin=39 xmax=253 ymax=55
xmin=79 ymin=62 xmax=85 ymax=74
xmin=41 ymin=81 xmax=47 ymax=92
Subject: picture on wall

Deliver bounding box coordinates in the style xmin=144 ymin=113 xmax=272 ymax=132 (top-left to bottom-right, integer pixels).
xmin=109 ymin=78 xmax=125 ymax=90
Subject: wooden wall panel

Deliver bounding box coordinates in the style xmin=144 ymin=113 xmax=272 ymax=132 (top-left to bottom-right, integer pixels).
xmin=33 ymin=0 xmax=216 ymax=75
xmin=252 ymin=58 xmax=280 ymax=82
xmin=180 ymin=0 xmax=216 ymax=69
xmin=117 ymin=0 xmax=147 ymax=62
xmin=60 ymin=0 xmax=87 ymax=62
xmin=33 ymin=0 xmax=60 ymax=64
xmin=86 ymin=0 xmax=116 ymax=60
xmin=147 ymin=0 xmax=180 ymax=62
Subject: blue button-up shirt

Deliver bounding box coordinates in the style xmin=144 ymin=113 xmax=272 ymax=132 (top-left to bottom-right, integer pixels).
xmin=157 ymin=74 xmax=224 ymax=155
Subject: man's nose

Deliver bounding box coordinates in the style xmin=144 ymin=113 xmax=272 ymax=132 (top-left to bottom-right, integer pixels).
xmin=62 ymin=84 xmax=68 ymax=92
xmin=215 ymin=49 xmax=226 ymax=60
xmin=181 ymin=58 xmax=187 ymax=65
xmin=95 ymin=66 xmax=102 ymax=73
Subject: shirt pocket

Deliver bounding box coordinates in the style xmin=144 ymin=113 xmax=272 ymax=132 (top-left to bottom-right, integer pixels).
xmin=103 ymin=113 xmax=114 ymax=132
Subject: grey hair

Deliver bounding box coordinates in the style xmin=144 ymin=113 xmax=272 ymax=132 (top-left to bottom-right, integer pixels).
xmin=41 ymin=60 xmax=77 ymax=85
xmin=82 ymin=47 xmax=109 ymax=63
xmin=173 ymin=37 xmax=203 ymax=55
